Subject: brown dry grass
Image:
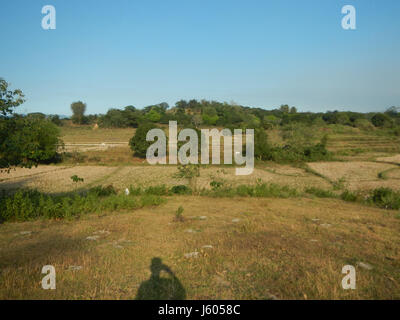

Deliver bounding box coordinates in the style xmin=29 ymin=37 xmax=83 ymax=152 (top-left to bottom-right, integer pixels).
xmin=0 ymin=166 xmax=118 ymax=193
xmin=307 ymin=161 xmax=400 ymax=191
xmin=60 ymin=126 xmax=135 ymax=144
xmin=376 ymin=155 xmax=400 ymax=165
xmin=0 ymin=196 xmax=399 ymax=299
xmin=0 ymin=164 xmax=332 ymax=193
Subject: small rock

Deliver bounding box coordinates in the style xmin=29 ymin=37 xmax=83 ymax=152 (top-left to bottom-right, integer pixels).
xmin=202 ymin=245 xmax=213 ymax=249
xmin=86 ymin=235 xmax=100 ymax=241
xmin=232 ymin=219 xmax=240 ymax=223
xmin=19 ymin=231 xmax=32 ymax=235
xmin=198 ymin=216 xmax=207 ymax=220
xmin=184 ymin=252 xmax=199 ymax=259
xmin=357 ymin=262 xmax=373 ymax=270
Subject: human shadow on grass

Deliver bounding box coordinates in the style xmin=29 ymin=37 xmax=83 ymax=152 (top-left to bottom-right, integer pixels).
xmin=136 ymin=257 xmax=186 ymax=300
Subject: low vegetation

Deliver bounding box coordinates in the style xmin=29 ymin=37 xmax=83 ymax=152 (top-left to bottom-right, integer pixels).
xmin=0 ymin=185 xmax=165 ymax=223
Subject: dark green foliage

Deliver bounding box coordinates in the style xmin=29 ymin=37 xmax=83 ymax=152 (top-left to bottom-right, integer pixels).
xmin=210 ymin=180 xmax=224 ymax=190
xmin=0 ymin=117 xmax=61 ymax=168
xmin=70 ymin=175 xmax=84 ymax=183
xmin=340 ymin=190 xmax=359 ymax=202
xmin=268 ymin=143 xmax=331 ymax=163
xmin=254 ymin=128 xmax=272 ymax=160
xmin=0 ymin=78 xmax=24 ymax=116
xmin=129 ymin=122 xmax=159 ymax=158
xmin=0 ymin=79 xmax=61 ymax=169
xmin=202 ymin=180 xmax=299 ymax=198
xmin=71 ymin=101 xmax=87 ymax=125
xmin=369 ymin=188 xmax=400 ymax=210
xmin=48 ymin=114 xmax=63 ymax=126
xmin=306 ymin=187 xmax=335 ymax=198
xmin=88 ymin=185 xmax=117 ymax=197
xmin=170 ymin=185 xmax=192 ymax=195
xmin=371 ymin=113 xmax=393 ymax=128
xmin=0 ymin=187 xmax=164 ymax=223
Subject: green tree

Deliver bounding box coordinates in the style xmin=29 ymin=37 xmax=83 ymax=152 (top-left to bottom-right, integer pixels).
xmin=129 ymin=122 xmax=159 ymax=158
xmin=0 ymin=78 xmax=24 ymax=115
xmin=0 ymin=79 xmax=61 ymax=169
xmin=1 ymin=115 xmax=61 ymax=169
xmin=279 ymin=104 xmax=290 ymax=113
xmin=254 ymin=128 xmax=271 ymax=160
xmin=71 ymin=101 xmax=87 ymax=124
xmin=145 ymin=109 xmax=162 ymax=122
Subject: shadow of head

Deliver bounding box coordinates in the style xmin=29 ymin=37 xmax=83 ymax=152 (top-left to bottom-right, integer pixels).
xmin=135 ymin=257 xmax=186 ymax=300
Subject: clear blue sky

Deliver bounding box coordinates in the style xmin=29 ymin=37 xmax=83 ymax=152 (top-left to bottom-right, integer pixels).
xmin=1 ymin=0 xmax=399 ymax=115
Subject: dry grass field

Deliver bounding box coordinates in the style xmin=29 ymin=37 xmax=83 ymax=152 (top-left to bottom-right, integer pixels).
xmin=1 ymin=126 xmax=400 ymax=300
xmin=1 ymin=196 xmax=399 ymax=299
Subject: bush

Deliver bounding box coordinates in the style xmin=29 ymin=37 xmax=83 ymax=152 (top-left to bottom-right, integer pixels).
xmin=354 ymin=119 xmax=374 ymax=131
xmin=88 ymin=185 xmax=117 ymax=197
xmin=371 ymin=113 xmax=393 ymax=128
xmin=369 ymin=188 xmax=400 ymax=210
xmin=170 ymin=185 xmax=192 ymax=195
xmin=340 ymin=190 xmax=359 ymax=202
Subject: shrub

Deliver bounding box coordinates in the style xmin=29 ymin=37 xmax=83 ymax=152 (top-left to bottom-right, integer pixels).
xmin=369 ymin=188 xmax=400 ymax=210
xmin=340 ymin=190 xmax=359 ymax=202
xmin=354 ymin=119 xmax=374 ymax=131
xmin=173 ymin=164 xmax=201 ymax=191
xmin=88 ymin=185 xmax=117 ymax=197
xmin=371 ymin=113 xmax=393 ymax=128
xmin=170 ymin=185 xmax=192 ymax=195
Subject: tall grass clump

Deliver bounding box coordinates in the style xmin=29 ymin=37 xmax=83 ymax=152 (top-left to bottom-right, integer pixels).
xmin=305 ymin=187 xmax=336 ymax=198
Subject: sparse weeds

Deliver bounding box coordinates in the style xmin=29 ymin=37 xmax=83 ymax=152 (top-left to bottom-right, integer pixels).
xmin=174 ymin=205 xmax=185 ymax=222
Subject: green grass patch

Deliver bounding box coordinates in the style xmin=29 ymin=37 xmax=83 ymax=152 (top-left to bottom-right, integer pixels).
xmin=0 ymin=186 xmax=165 ymax=223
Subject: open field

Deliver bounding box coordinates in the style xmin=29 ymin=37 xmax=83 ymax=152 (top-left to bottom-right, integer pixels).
xmin=1 ymin=126 xmax=400 ymax=300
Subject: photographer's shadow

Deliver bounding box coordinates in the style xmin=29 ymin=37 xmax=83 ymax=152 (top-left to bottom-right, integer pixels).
xmin=135 ymin=257 xmax=186 ymax=300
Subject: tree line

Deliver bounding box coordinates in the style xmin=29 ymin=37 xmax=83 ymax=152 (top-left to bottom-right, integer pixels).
xmin=67 ymin=99 xmax=400 ymax=131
